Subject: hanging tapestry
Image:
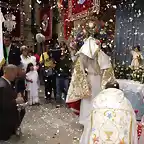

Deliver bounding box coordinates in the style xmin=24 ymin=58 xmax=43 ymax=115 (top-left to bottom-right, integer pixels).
xmin=2 ymin=8 xmax=21 ymax=40
xmin=40 ymin=7 xmax=53 ymax=40
xmin=68 ymin=0 xmax=100 ymax=21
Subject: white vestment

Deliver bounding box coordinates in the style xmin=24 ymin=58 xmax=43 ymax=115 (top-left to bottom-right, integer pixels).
xmin=26 ymin=70 xmax=39 ymax=105
xmin=78 ymin=37 xmax=112 ymax=125
xmin=80 ymin=88 xmax=138 ymax=144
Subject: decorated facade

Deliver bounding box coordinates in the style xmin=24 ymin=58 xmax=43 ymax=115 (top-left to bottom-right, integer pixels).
xmin=58 ymin=0 xmax=117 ymax=41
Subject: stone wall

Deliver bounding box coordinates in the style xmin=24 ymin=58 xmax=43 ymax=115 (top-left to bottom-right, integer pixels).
xmin=23 ymin=0 xmax=33 ymax=46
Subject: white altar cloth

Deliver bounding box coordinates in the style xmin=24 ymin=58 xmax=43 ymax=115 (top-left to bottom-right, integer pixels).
xmin=117 ymin=79 xmax=144 ymax=120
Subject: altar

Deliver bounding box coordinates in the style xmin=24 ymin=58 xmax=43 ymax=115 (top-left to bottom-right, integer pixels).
xmin=117 ymin=79 xmax=144 ymax=120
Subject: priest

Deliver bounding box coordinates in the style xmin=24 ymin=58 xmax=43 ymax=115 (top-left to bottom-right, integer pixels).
xmin=66 ymin=36 xmax=115 ymax=124
xmin=80 ymin=81 xmax=138 ymax=144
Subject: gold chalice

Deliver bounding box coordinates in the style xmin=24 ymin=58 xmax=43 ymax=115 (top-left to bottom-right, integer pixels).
xmin=105 ymin=131 xmax=113 ymax=141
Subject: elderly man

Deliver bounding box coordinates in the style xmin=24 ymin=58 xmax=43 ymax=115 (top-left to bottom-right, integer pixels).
xmin=80 ymin=81 xmax=138 ymax=144
xmin=0 ymin=65 xmax=25 ymax=141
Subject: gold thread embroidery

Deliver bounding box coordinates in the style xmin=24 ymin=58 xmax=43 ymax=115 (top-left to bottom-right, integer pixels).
xmin=68 ymin=0 xmax=100 ymax=21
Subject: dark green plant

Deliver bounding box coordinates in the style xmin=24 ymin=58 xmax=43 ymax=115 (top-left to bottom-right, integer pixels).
xmin=114 ymin=63 xmax=144 ymax=83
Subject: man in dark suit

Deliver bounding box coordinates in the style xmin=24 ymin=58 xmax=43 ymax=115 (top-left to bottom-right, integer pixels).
xmin=0 ymin=65 xmax=25 ymax=141
xmin=3 ymin=34 xmax=21 ymax=66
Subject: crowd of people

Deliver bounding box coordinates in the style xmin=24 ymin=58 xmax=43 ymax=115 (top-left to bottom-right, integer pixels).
xmin=0 ymin=34 xmax=72 ymax=141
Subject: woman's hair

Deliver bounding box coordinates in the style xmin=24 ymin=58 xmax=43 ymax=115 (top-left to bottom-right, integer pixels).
xmin=105 ymin=81 xmax=120 ymax=89
xmin=134 ymin=45 xmax=141 ymax=51
xmin=26 ymin=63 xmax=34 ymax=73
xmin=20 ymin=45 xmax=28 ymax=52
xmin=29 ymin=49 xmax=34 ymax=55
xmin=60 ymin=41 xmax=70 ymax=55
xmin=60 ymin=41 xmax=66 ymax=47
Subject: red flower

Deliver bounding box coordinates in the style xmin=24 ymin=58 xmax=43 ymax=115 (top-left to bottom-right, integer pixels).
xmin=100 ymin=40 xmax=103 ymax=43
xmin=134 ymin=109 xmax=139 ymax=114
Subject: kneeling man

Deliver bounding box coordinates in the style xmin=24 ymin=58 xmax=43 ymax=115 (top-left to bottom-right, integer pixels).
xmin=80 ymin=81 xmax=138 ymax=144
xmin=0 ymin=65 xmax=25 ymax=141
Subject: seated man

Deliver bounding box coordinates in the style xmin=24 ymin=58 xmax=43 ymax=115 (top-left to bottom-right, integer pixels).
xmin=80 ymin=81 xmax=138 ymax=144
xmin=0 ymin=65 xmax=25 ymax=141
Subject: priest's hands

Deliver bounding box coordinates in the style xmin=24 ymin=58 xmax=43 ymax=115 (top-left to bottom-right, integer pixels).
xmin=16 ymin=93 xmax=24 ymax=104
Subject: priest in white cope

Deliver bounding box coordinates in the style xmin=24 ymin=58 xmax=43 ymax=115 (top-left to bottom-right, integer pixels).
xmin=80 ymin=81 xmax=138 ymax=144
xmin=66 ymin=36 xmax=115 ymax=124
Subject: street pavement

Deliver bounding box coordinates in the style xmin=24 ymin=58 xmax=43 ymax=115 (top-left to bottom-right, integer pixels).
xmin=2 ymin=89 xmax=82 ymax=144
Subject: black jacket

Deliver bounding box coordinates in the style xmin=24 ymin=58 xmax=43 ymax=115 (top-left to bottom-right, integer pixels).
xmin=0 ymin=77 xmax=18 ymax=140
xmin=3 ymin=45 xmax=21 ymax=66
xmin=55 ymin=55 xmax=72 ymax=78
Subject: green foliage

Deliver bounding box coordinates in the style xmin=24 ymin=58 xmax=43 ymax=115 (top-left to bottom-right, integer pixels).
xmin=114 ymin=63 xmax=144 ymax=83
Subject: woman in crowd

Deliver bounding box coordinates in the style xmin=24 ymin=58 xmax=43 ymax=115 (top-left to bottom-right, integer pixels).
xmin=20 ymin=46 xmax=36 ymax=71
xmin=55 ymin=42 xmax=72 ymax=102
xmin=39 ymin=45 xmax=56 ymax=102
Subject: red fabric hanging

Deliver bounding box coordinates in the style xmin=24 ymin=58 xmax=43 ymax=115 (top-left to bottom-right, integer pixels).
xmin=63 ymin=9 xmax=74 ymax=40
xmin=68 ymin=0 xmax=100 ymax=21
xmin=40 ymin=7 xmax=53 ymax=40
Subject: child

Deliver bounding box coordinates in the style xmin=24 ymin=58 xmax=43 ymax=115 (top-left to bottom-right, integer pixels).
xmin=26 ymin=63 xmax=39 ymax=105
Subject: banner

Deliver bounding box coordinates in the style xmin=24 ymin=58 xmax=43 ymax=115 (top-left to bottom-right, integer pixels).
xmin=1 ymin=8 xmax=21 ymax=40
xmin=0 ymin=9 xmax=5 ymax=68
xmin=68 ymin=0 xmax=100 ymax=21
xmin=40 ymin=7 xmax=53 ymax=40
xmin=63 ymin=9 xmax=74 ymax=40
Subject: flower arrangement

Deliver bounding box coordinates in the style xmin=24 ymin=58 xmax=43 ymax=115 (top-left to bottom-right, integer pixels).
xmin=114 ymin=63 xmax=144 ymax=83
xmin=69 ymin=18 xmax=114 ymax=53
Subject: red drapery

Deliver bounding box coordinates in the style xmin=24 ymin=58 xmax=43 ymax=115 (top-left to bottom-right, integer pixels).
xmin=62 ymin=0 xmax=100 ymax=40
xmin=63 ymin=9 xmax=74 ymax=40
xmin=40 ymin=7 xmax=53 ymax=40
xmin=67 ymin=100 xmax=81 ymax=115
xmin=68 ymin=0 xmax=100 ymax=21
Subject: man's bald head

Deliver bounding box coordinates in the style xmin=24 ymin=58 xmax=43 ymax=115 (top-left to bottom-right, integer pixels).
xmin=3 ymin=64 xmax=17 ymax=81
xmin=4 ymin=64 xmax=17 ymax=73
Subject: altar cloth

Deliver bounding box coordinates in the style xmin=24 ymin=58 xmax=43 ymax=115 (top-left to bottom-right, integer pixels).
xmin=117 ymin=79 xmax=144 ymax=120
